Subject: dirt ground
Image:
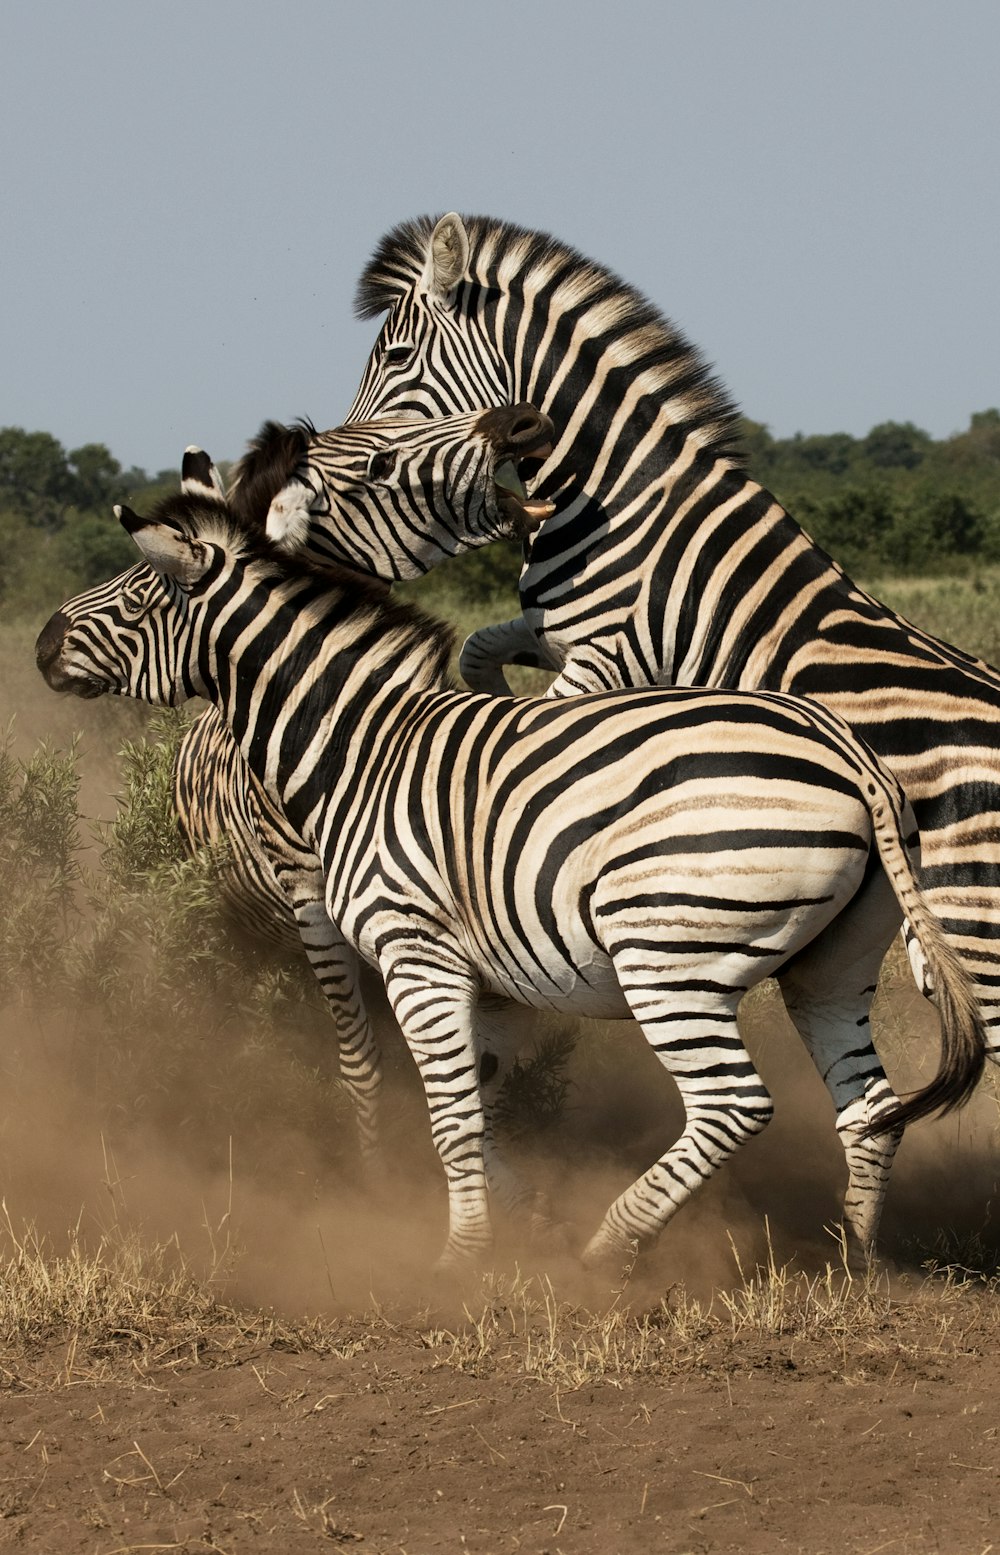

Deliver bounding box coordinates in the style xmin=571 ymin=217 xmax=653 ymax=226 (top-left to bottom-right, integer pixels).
xmin=3 ymin=1296 xmax=1000 ymax=1555
xmin=3 ymin=1019 xmax=1000 ymax=1555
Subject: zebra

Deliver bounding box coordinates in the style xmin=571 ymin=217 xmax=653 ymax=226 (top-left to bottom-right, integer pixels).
xmin=236 ymin=408 xmax=555 ymax=577
xmin=273 ymin=210 xmax=1000 ymax=1046
xmin=35 ymin=476 xmax=985 ymax=1274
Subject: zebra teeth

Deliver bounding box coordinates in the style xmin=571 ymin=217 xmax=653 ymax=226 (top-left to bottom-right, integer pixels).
xmin=521 ymin=500 xmax=556 ymax=522
xmin=494 ymin=461 xmax=556 ymax=537
xmin=493 ymin=460 xmax=528 ymax=500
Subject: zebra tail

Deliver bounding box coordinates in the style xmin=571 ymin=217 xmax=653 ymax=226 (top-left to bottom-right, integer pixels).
xmin=863 ymin=786 xmax=986 ymax=1138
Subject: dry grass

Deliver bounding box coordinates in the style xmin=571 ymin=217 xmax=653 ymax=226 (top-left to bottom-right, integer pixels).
xmin=4 ymin=1187 xmax=998 ymax=1401
xmin=0 ymin=1218 xmax=355 ymax=1387
xmin=420 ymin=1231 xmax=1000 ymax=1391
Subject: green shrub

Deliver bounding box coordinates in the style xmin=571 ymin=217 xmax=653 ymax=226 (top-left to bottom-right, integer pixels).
xmin=0 ymin=729 xmax=82 ymax=998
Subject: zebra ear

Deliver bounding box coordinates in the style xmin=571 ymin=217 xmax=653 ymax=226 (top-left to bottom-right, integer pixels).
xmin=181 ymin=446 xmax=226 ymax=500
xmin=424 ymin=212 xmax=469 ymax=300
xmin=116 ymin=505 xmax=212 ymax=587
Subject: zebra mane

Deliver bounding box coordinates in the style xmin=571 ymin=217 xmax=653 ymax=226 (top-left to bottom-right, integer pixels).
xmin=138 ymin=489 xmax=455 ymax=680
xmin=354 ymin=213 xmax=746 ymax=466
xmin=227 ymin=418 xmax=317 ymax=533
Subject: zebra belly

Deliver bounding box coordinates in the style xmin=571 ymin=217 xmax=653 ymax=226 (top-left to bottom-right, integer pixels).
xmin=466 ymin=830 xmax=869 ymax=1018
xmin=474 ymin=945 xmax=632 ymax=1019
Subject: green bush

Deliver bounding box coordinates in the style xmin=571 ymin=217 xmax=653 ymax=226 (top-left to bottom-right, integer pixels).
xmin=0 ymin=729 xmax=82 ymax=998
xmin=0 ymin=721 xmax=357 ymax=1173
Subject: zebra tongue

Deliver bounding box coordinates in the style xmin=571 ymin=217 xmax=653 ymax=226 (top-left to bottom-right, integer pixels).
xmin=494 ymin=464 xmax=555 ymax=533
xmin=494 ymin=460 xmax=527 ymax=500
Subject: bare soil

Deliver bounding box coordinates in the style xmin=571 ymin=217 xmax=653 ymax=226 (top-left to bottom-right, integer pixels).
xmin=4 ymin=1297 xmax=1000 ymax=1555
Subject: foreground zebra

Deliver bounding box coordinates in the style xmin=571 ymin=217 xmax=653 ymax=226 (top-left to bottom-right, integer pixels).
xmin=36 ymin=479 xmax=984 ymax=1272
xmin=283 ymin=211 xmax=1000 ymax=1041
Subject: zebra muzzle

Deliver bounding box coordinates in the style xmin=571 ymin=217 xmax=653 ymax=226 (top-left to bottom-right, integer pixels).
xmin=35 ymin=611 xmax=106 ymax=697
xmin=478 ymin=403 xmax=557 ymax=538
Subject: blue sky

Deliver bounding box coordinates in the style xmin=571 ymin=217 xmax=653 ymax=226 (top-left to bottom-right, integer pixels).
xmin=3 ymin=0 xmax=998 ymax=473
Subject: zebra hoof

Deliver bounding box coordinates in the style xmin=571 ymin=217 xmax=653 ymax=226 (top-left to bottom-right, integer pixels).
xmin=431 ymin=1238 xmax=492 ymax=1282
xmin=580 ymin=1227 xmax=640 ymax=1281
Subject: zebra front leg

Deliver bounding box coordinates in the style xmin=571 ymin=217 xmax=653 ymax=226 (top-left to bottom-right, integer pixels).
xmin=581 ymin=984 xmax=773 ymax=1273
xmin=459 ymin=616 xmax=557 ymax=696
xmin=383 ymin=958 xmax=492 ymax=1272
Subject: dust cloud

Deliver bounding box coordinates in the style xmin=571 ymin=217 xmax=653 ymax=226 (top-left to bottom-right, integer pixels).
xmin=2 ymin=979 xmax=997 ymax=1321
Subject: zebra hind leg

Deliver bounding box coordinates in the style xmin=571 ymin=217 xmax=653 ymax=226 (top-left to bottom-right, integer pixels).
xmin=580 ymin=980 xmax=773 ymax=1274
xmin=277 ymin=890 xmax=387 ymax=1184
xmin=780 ymin=974 xmax=904 ymax=1270
xmin=777 ymin=874 xmax=905 ymax=1271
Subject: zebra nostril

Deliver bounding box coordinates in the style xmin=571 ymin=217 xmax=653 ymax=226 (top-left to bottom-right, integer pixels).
xmin=35 ymin=611 xmax=69 ymax=670
xmin=477 ymin=403 xmax=554 ymax=458
xmin=507 ymin=403 xmax=554 ymax=450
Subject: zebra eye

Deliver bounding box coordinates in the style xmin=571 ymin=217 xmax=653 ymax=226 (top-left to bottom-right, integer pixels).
xmin=367 ymin=450 xmax=396 ymax=483
xmin=383 ymin=341 xmax=415 ymax=367
xmin=119 ymin=577 xmax=154 ymax=619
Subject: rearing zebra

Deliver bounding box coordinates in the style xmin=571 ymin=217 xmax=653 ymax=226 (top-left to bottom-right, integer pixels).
xmin=36 ymin=477 xmax=984 ymax=1272
xmin=280 ymin=211 xmax=1000 ymax=1042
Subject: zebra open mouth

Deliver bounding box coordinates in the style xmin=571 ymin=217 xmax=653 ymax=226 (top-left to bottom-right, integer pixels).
xmin=493 ymin=456 xmax=555 ymax=540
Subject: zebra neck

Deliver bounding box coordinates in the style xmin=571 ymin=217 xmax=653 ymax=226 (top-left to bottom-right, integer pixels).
xmin=522 ymin=455 xmax=863 ymax=689
xmin=201 ymin=577 xmax=451 ymax=851
xmin=502 ymin=308 xmax=740 ymax=506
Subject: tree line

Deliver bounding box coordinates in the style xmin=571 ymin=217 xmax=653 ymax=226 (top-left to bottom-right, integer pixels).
xmin=1 ymin=411 xmax=998 ymax=616
xmin=744 ymin=409 xmax=1000 ymax=576
xmin=0 ymin=429 xmax=197 ymax=612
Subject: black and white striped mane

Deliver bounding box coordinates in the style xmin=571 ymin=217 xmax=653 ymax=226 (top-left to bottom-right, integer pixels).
xmin=354 ymin=213 xmax=746 ymax=466
xmin=227 ymin=418 xmax=316 ymax=533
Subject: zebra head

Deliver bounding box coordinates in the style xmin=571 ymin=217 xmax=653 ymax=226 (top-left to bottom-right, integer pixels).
xmin=347 ymin=212 xmax=743 ymax=482
xmin=36 ymin=454 xmax=230 ymax=707
xmin=349 ymin=213 xmax=508 ymax=423
xmin=264 ymin=402 xmax=554 ymax=577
